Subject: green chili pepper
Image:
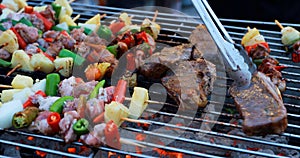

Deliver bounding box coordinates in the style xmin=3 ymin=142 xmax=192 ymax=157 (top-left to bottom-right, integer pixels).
xmin=0 ymin=59 xmax=11 ymax=67
xmin=0 ymin=24 xmax=6 ymax=31
xmin=51 ymin=3 xmax=62 ymax=19
xmin=253 ymin=58 xmax=264 ymax=67
xmin=46 ymin=73 xmax=61 ymax=96
xmin=19 ymin=17 xmax=33 ymax=27
xmin=59 ymin=49 xmax=85 ymax=66
xmin=12 ymin=107 xmax=39 ymax=128
xmin=89 ymin=80 xmax=105 ymax=99
xmin=50 ymin=96 xmax=74 ymax=113
xmin=97 ymin=25 xmax=112 ymax=41
xmin=73 ymin=118 xmax=89 ymax=135
xmin=106 ymin=45 xmax=118 ymax=57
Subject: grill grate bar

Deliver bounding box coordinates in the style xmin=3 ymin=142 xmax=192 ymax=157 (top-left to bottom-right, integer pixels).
xmin=123 ymin=127 xmax=287 ymax=158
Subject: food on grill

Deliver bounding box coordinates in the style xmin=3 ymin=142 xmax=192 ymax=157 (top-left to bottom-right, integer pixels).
xmin=11 ymin=74 xmax=33 ymax=89
xmin=104 ymin=101 xmax=130 ymax=127
xmin=241 ymin=27 xmax=286 ymax=92
xmin=229 ymin=72 xmax=287 ymax=136
xmin=275 ymin=20 xmax=300 ymax=63
xmin=162 ymin=58 xmax=216 ymax=108
xmin=0 ymin=89 xmax=21 ymax=102
xmin=128 ymin=87 xmax=149 ymax=119
xmin=0 ymin=100 xmax=23 ymax=128
xmin=12 ymin=106 xmax=39 ymax=128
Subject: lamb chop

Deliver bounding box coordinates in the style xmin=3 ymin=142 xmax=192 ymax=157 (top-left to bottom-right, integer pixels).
xmin=229 ymin=72 xmax=287 ymax=136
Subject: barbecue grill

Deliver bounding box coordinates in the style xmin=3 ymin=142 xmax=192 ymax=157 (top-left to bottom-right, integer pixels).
xmin=0 ymin=0 xmax=300 ymax=157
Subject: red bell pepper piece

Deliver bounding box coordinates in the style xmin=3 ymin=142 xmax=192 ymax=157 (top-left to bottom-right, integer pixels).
xmin=126 ymin=52 xmax=135 ymax=71
xmin=24 ymin=6 xmax=34 ymax=14
xmin=0 ymin=4 xmax=6 ymax=9
xmin=292 ymin=51 xmax=300 ymax=63
xmin=245 ymin=42 xmax=270 ymax=55
xmin=47 ymin=112 xmax=61 ymax=133
xmin=10 ymin=27 xmax=27 ymax=49
xmin=23 ymin=90 xmax=47 ymax=108
xmin=135 ymin=31 xmax=149 ymax=44
xmin=109 ymin=21 xmax=125 ymax=34
xmin=60 ymin=30 xmax=69 ymax=36
xmin=113 ymin=80 xmax=127 ymax=103
xmin=44 ymin=37 xmax=54 ymax=43
xmin=33 ymin=12 xmax=53 ymax=31
xmin=105 ymin=120 xmax=121 ymax=149
xmin=274 ymin=65 xmax=288 ymax=71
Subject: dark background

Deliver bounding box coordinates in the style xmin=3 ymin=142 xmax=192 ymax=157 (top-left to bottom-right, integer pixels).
xmin=104 ymin=0 xmax=300 ymax=24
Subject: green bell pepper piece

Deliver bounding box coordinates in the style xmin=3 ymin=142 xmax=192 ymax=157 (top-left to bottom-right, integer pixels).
xmin=51 ymin=3 xmax=62 ymax=19
xmin=58 ymin=49 xmax=85 ymax=66
xmin=45 ymin=73 xmax=61 ymax=96
xmin=50 ymin=96 xmax=74 ymax=113
xmin=73 ymin=118 xmax=89 ymax=135
xmin=97 ymin=25 xmax=112 ymax=41
xmin=19 ymin=17 xmax=33 ymax=27
xmin=106 ymin=45 xmax=118 ymax=57
xmin=0 ymin=59 xmax=11 ymax=67
xmin=89 ymin=80 xmax=105 ymax=99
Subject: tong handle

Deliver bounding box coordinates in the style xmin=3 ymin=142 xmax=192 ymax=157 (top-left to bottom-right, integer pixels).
xmin=192 ymin=0 xmax=253 ymax=88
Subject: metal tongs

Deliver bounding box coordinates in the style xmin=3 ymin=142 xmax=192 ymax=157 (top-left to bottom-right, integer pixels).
xmin=192 ymin=0 xmax=256 ymax=88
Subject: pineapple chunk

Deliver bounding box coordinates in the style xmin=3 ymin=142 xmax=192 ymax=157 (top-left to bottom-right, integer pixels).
xmin=85 ymin=14 xmax=101 ymax=25
xmin=119 ymin=13 xmax=131 ymax=26
xmin=244 ymin=34 xmax=265 ymax=47
xmin=0 ymin=30 xmax=19 ymax=53
xmin=34 ymin=6 xmax=47 ymax=12
xmin=129 ymin=87 xmax=149 ymax=119
xmin=11 ymin=50 xmax=34 ymax=71
xmin=104 ymin=101 xmax=130 ymax=127
xmin=281 ymin=26 xmax=300 ymax=46
xmin=1 ymin=0 xmax=27 ymax=12
xmin=30 ymin=53 xmax=55 ymax=73
xmin=241 ymin=27 xmax=260 ymax=47
xmin=1 ymin=89 xmax=22 ymax=103
xmin=14 ymin=0 xmax=27 ymax=9
xmin=60 ymin=15 xmax=77 ymax=26
xmin=11 ymin=74 xmax=34 ymax=89
xmin=54 ymin=0 xmax=73 ymax=16
xmin=54 ymin=57 xmax=74 ymax=77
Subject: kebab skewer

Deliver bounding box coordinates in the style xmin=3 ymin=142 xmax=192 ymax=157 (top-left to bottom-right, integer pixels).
xmin=241 ymin=27 xmax=287 ymax=92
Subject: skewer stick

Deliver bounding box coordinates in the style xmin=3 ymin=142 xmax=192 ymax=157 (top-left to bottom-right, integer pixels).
xmin=275 ymin=20 xmax=284 ymax=30
xmin=68 ymin=0 xmax=76 ymax=4
xmin=124 ymin=97 xmax=176 ymax=107
xmin=152 ymin=10 xmax=158 ymax=22
xmin=6 ymin=64 xmax=22 ymax=76
xmin=100 ymin=14 xmax=106 ymax=19
xmin=120 ymin=138 xmax=146 ymax=148
xmin=55 ymin=66 xmax=64 ymax=72
xmin=72 ymin=14 xmax=81 ymax=22
xmin=121 ymin=117 xmax=150 ymax=125
xmin=0 ymin=84 xmax=13 ymax=89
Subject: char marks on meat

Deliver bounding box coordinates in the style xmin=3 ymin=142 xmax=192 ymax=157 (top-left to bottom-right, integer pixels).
xmin=229 ymin=72 xmax=287 ymax=136
xmin=162 ymin=58 xmax=216 ymax=107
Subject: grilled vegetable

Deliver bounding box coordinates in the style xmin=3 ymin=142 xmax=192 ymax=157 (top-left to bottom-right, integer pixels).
xmin=104 ymin=101 xmax=129 ymax=127
xmin=54 ymin=0 xmax=73 ymax=16
xmin=45 ymin=73 xmax=60 ymax=96
xmin=84 ymin=63 xmax=110 ymax=81
xmin=23 ymin=90 xmax=46 ymax=108
xmin=53 ymin=57 xmax=73 ymax=77
xmin=11 ymin=74 xmax=33 ymax=89
xmin=113 ymin=80 xmax=127 ymax=103
xmin=119 ymin=13 xmax=131 ymax=26
xmin=85 ymin=14 xmax=101 ymax=25
xmin=89 ymin=80 xmax=105 ymax=99
xmin=12 ymin=106 xmax=39 ymax=128
xmin=30 ymin=53 xmax=55 ymax=73
xmin=129 ymin=87 xmax=149 ymax=119
xmin=0 ymin=59 xmax=11 ymax=67
xmin=59 ymin=14 xmax=77 ymax=26
xmin=33 ymin=11 xmax=53 ymax=31
xmin=73 ymin=118 xmax=89 ymax=135
xmin=0 ymin=30 xmax=19 ymax=53
xmin=50 ymin=96 xmax=74 ymax=113
xmin=280 ymin=26 xmax=300 ymax=46
xmin=105 ymin=120 xmax=121 ymax=149
xmin=1 ymin=89 xmax=21 ymax=103
xmin=97 ymin=25 xmax=112 ymax=41
xmin=51 ymin=2 xmax=62 ymax=19
xmin=59 ymin=49 xmax=85 ymax=66
xmin=11 ymin=50 xmax=34 ymax=71
xmin=141 ymin=18 xmax=160 ymax=39
xmin=1 ymin=0 xmax=27 ymax=12
xmin=0 ymin=100 xmax=23 ymax=128
xmin=47 ymin=112 xmax=61 ymax=133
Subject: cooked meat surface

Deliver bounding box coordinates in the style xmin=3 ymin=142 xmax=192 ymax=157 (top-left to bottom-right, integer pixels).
xmin=229 ymin=72 xmax=287 ymax=136
xmin=139 ymin=44 xmax=200 ymax=79
xmin=161 ymin=58 xmax=216 ymax=108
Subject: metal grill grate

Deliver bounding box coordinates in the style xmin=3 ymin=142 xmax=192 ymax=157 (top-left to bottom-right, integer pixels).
xmin=0 ymin=0 xmax=299 ymax=157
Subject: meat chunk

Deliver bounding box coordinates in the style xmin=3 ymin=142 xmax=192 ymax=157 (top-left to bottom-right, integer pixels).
xmin=59 ymin=111 xmax=80 ymax=143
xmin=70 ymin=28 xmax=87 ymax=42
xmin=161 ymin=58 xmax=216 ymax=108
xmin=229 ymin=72 xmax=287 ymax=136
xmin=14 ymin=23 xmax=39 ymax=43
xmin=139 ymin=44 xmax=197 ymax=79
xmin=0 ymin=48 xmax=10 ymax=60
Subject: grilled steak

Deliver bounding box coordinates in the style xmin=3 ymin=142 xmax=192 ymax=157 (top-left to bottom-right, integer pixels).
xmin=161 ymin=58 xmax=216 ymax=108
xmin=139 ymin=44 xmax=202 ymax=78
xmin=229 ymin=72 xmax=287 ymax=136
